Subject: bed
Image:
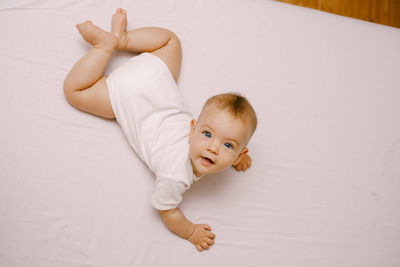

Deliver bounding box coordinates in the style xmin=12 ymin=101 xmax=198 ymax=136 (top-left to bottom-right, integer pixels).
xmin=1 ymin=0 xmax=400 ymax=266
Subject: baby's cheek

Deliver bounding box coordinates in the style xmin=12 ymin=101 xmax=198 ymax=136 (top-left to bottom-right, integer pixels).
xmin=229 ymin=152 xmax=242 ymax=166
xmin=220 ymin=155 xmax=236 ymax=169
xmin=190 ymin=139 xmax=202 ymax=153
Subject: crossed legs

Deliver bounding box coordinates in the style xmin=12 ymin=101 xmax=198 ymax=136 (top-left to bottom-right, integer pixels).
xmin=63 ymin=8 xmax=182 ymax=119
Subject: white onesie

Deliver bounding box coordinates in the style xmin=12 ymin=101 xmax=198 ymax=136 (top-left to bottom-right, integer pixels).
xmin=106 ymin=53 xmax=201 ymax=210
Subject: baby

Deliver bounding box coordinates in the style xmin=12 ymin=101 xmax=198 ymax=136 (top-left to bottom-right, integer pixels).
xmin=63 ymin=8 xmax=257 ymax=252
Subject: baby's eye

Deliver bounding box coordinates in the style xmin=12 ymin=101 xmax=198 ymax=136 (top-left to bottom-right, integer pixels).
xmin=224 ymin=143 xmax=233 ymax=149
xmin=203 ymin=131 xmax=212 ymax=138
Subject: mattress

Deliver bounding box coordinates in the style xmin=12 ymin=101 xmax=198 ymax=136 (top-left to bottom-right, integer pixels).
xmin=1 ymin=0 xmax=400 ymax=266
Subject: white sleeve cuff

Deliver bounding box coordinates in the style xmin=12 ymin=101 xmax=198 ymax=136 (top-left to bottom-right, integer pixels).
xmin=151 ymin=178 xmax=187 ymax=210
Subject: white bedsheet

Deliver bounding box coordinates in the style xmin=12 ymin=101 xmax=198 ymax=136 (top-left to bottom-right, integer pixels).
xmin=1 ymin=0 xmax=400 ymax=266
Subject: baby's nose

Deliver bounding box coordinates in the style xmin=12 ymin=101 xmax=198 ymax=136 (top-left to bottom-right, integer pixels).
xmin=207 ymin=142 xmax=218 ymax=154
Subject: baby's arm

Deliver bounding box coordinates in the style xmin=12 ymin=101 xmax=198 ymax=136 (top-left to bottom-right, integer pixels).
xmin=160 ymin=208 xmax=215 ymax=251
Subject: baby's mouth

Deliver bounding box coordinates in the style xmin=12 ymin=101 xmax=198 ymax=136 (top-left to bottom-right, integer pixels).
xmin=201 ymin=156 xmax=215 ymax=165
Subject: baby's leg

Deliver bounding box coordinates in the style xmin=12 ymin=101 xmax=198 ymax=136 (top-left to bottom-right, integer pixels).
xmin=63 ymin=21 xmax=117 ymax=118
xmin=65 ymin=21 xmax=117 ymax=93
xmin=112 ymin=8 xmax=182 ymax=82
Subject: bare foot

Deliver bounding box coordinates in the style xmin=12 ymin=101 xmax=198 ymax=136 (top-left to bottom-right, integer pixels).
xmin=111 ymin=8 xmax=128 ymax=48
xmin=76 ymin=20 xmax=117 ymax=51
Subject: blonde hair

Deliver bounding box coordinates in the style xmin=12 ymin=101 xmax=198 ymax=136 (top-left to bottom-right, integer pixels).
xmin=202 ymin=93 xmax=257 ymax=137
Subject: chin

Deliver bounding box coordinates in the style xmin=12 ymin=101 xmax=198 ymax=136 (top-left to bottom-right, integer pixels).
xmin=196 ymin=164 xmax=216 ymax=176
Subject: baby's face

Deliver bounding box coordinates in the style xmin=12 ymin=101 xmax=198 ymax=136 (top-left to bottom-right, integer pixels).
xmin=189 ymin=104 xmax=250 ymax=177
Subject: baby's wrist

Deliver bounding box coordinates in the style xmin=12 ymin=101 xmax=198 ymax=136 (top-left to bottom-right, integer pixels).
xmin=186 ymin=223 xmax=196 ymax=240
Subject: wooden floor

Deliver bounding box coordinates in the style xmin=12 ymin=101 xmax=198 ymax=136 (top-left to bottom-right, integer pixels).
xmin=275 ymin=0 xmax=400 ymax=28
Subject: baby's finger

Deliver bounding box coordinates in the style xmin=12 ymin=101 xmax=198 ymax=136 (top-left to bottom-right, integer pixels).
xmin=242 ymin=163 xmax=247 ymax=171
xmin=237 ymin=162 xmax=243 ymax=170
xmin=196 ymin=244 xmax=204 ymax=251
xmin=200 ymin=241 xmax=209 ymax=250
xmin=205 ymin=237 xmax=215 ymax=245
xmin=207 ymin=231 xmax=216 ymax=239
xmin=203 ymin=224 xmax=212 ymax=231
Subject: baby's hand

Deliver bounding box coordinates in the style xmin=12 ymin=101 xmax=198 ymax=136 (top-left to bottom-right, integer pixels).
xmin=187 ymin=224 xmax=215 ymax=251
xmin=233 ymin=154 xmax=252 ymax=171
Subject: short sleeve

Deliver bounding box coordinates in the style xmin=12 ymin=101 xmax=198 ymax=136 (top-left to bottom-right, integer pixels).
xmin=151 ymin=177 xmax=187 ymax=210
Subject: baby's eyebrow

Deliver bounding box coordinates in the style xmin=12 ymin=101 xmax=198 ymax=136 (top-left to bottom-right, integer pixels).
xmin=201 ymin=124 xmax=214 ymax=132
xmin=226 ymin=138 xmax=239 ymax=146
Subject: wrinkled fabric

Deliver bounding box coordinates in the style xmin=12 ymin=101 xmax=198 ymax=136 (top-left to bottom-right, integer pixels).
xmin=1 ymin=0 xmax=400 ymax=266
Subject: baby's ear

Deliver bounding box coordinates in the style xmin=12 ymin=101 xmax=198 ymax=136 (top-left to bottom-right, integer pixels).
xmin=189 ymin=119 xmax=197 ymax=142
xmin=233 ymin=147 xmax=248 ymax=166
